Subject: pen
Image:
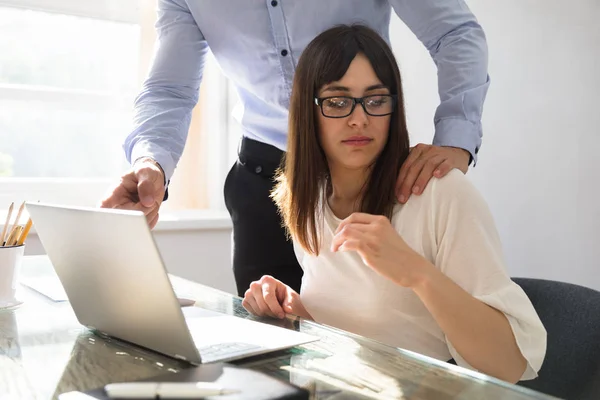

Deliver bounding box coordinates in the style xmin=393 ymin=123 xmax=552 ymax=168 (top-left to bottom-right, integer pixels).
xmin=104 ymin=382 xmax=239 ymax=399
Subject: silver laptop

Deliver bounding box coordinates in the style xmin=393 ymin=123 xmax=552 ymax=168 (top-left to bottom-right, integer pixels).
xmin=26 ymin=202 xmax=318 ymax=364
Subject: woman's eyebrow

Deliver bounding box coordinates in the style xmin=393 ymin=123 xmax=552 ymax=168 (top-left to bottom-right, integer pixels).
xmin=321 ymin=83 xmax=389 ymax=94
xmin=365 ymin=84 xmax=388 ymax=91
xmin=322 ymin=85 xmax=350 ymax=93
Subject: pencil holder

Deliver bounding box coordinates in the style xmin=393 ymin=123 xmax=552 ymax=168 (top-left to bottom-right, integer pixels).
xmin=0 ymin=244 xmax=25 ymax=310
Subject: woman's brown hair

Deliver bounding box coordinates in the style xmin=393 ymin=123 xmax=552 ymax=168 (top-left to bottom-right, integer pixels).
xmin=272 ymin=24 xmax=410 ymax=255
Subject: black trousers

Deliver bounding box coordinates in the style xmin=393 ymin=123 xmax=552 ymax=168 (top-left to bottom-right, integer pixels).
xmin=223 ymin=137 xmax=303 ymax=297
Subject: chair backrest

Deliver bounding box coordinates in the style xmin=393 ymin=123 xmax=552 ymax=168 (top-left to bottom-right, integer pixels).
xmin=513 ymin=277 xmax=600 ymax=400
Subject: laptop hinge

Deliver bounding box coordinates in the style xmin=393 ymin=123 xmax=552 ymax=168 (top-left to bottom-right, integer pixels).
xmin=174 ymin=354 xmax=187 ymax=361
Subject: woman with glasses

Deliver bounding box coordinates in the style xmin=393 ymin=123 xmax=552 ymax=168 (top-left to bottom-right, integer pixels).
xmin=242 ymin=25 xmax=546 ymax=383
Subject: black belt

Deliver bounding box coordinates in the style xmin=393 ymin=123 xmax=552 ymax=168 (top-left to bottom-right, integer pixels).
xmin=238 ymin=137 xmax=285 ymax=178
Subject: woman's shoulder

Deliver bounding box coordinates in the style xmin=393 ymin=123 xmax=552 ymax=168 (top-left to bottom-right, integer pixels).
xmin=392 ymin=169 xmax=487 ymax=222
xmin=422 ymin=168 xmax=483 ymax=207
xmin=391 ymin=169 xmax=499 ymax=254
xmin=429 ymin=167 xmax=476 ymax=193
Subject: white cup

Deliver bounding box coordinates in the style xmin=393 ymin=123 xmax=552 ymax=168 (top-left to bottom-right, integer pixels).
xmin=0 ymin=244 xmax=25 ymax=309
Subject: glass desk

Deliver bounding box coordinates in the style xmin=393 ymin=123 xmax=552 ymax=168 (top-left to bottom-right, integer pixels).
xmin=0 ymin=256 xmax=557 ymax=400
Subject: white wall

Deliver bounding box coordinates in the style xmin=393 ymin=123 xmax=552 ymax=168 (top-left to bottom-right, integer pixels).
xmin=153 ymin=228 xmax=235 ymax=294
xmin=390 ymin=1 xmax=600 ymax=289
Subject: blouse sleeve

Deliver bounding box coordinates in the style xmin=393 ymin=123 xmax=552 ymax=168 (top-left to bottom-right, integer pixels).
xmin=428 ymin=170 xmax=546 ymax=380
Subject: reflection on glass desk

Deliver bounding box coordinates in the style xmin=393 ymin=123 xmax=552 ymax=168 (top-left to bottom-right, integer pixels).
xmin=0 ymin=256 xmax=557 ymax=400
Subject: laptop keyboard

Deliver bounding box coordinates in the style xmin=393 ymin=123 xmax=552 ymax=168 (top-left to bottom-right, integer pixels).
xmin=197 ymin=342 xmax=263 ymax=363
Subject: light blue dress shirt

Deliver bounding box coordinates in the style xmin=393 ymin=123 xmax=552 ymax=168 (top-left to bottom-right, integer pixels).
xmin=125 ymin=0 xmax=490 ymax=181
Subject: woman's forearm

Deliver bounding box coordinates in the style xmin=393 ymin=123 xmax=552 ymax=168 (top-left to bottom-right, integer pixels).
xmin=408 ymin=258 xmax=527 ymax=383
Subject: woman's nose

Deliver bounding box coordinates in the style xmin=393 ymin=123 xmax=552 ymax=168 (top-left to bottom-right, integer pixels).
xmin=347 ymin=102 xmax=369 ymax=127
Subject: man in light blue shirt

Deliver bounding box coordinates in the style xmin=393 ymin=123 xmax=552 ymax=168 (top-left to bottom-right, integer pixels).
xmin=101 ymin=0 xmax=489 ymax=296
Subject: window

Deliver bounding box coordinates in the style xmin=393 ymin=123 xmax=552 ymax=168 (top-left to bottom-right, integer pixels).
xmin=0 ymin=0 xmax=235 ymax=211
xmin=0 ymin=6 xmax=137 ymax=178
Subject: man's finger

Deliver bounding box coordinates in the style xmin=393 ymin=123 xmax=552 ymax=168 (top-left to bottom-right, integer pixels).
xmin=136 ymin=169 xmax=161 ymax=208
xmin=99 ymin=186 xmax=126 ymax=209
xmin=397 ymin=153 xmax=428 ymax=203
xmin=148 ymin=211 xmax=160 ymax=229
xmin=99 ymin=174 xmax=138 ymax=208
xmin=145 ymin=203 xmax=159 ymax=218
xmin=396 ymin=145 xmax=423 ymax=189
xmin=434 ymin=159 xmax=456 ymax=178
xmin=413 ymin=156 xmax=445 ymax=195
xmin=397 ymin=144 xmax=430 ymax=203
xmin=117 ymin=200 xmax=153 ymax=215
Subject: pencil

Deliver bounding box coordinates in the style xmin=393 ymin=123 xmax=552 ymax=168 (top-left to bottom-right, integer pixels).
xmin=12 ymin=201 xmax=25 ymax=228
xmin=5 ymin=201 xmax=26 ymax=247
xmin=13 ymin=226 xmax=24 ymax=246
xmin=0 ymin=202 xmax=14 ymax=245
xmin=6 ymin=225 xmax=22 ymax=247
xmin=17 ymin=218 xmax=32 ymax=246
xmin=5 ymin=226 xmax=17 ymax=246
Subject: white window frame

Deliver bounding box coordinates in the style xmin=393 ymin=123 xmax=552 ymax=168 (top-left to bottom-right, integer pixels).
xmin=0 ymin=0 xmax=138 ymax=23
xmin=0 ymin=0 xmax=234 ymax=211
xmin=202 ymin=61 xmax=233 ymax=211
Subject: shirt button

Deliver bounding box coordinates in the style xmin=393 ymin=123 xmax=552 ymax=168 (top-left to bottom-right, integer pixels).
xmin=280 ymin=49 xmax=288 ymax=57
xmin=255 ymin=166 xmax=263 ymax=174
xmin=271 ymin=0 xmax=278 ymax=6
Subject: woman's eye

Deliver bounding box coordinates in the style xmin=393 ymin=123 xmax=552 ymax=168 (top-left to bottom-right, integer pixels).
xmin=325 ymin=98 xmax=349 ymax=108
xmin=366 ymin=97 xmax=388 ymax=107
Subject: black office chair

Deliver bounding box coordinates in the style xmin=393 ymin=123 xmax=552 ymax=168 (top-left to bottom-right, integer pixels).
xmin=513 ymin=277 xmax=600 ymax=400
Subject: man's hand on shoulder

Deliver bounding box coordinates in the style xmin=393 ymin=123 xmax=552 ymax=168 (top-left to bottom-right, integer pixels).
xmin=395 ymin=144 xmax=470 ymax=204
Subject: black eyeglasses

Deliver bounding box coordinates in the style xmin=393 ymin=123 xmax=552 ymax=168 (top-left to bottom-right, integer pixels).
xmin=314 ymin=94 xmax=397 ymax=118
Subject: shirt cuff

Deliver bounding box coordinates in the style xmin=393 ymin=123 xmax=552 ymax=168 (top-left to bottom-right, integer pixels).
xmin=129 ymin=142 xmax=176 ymax=185
xmin=433 ymin=118 xmax=482 ymax=166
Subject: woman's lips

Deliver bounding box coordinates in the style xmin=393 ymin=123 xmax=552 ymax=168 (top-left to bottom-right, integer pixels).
xmin=342 ymin=136 xmax=373 ymax=146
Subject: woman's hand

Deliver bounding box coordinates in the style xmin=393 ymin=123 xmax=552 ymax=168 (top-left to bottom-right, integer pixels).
xmin=331 ymin=212 xmax=434 ymax=288
xmin=242 ymin=275 xmax=312 ymax=320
